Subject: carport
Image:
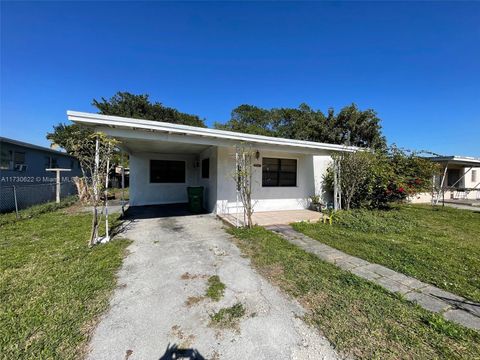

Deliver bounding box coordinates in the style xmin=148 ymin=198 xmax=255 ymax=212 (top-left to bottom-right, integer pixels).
xmin=431 ymin=156 xmax=480 ymax=206
xmin=67 ymin=110 xmax=357 ymax=221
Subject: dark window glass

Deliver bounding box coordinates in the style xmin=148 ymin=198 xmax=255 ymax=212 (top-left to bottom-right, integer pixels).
xmin=45 ymin=156 xmax=51 ymax=168
xmin=262 ymin=158 xmax=297 ymax=187
xmin=447 ymin=169 xmax=461 ymax=188
xmin=202 ymin=158 xmax=210 ymax=179
xmin=14 ymin=151 xmax=25 ymax=166
xmin=0 ymin=150 xmax=12 ymax=170
xmin=51 ymin=157 xmax=58 ymax=168
xmin=150 ymin=160 xmax=185 ymax=183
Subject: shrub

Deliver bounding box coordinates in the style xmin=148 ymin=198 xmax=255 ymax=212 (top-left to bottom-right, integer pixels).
xmin=325 ymin=146 xmax=438 ymax=209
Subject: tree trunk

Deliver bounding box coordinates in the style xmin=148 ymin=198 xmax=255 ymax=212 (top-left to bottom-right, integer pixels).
xmin=89 ymin=205 xmax=99 ymax=247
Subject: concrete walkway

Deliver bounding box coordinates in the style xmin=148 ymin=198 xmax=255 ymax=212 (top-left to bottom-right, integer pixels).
xmin=265 ymin=225 xmax=480 ymax=331
xmin=87 ymin=212 xmax=340 ymax=360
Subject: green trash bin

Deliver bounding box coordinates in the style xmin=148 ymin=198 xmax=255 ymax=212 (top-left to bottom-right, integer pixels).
xmin=187 ymin=186 xmax=204 ymax=213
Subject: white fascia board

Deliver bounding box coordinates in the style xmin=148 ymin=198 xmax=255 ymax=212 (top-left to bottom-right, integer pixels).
xmin=429 ymin=156 xmax=480 ymax=166
xmin=67 ymin=110 xmax=359 ymax=153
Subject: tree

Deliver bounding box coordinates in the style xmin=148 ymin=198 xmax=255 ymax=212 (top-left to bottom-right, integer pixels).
xmin=47 ymin=123 xmax=93 ymax=153
xmin=232 ymin=144 xmax=256 ymax=228
xmin=47 ymin=91 xmax=205 ymax=154
xmin=325 ymin=147 xmax=439 ymax=210
xmin=93 ymin=92 xmax=206 ymax=127
xmin=331 ymin=151 xmax=376 ymax=210
xmin=330 ymin=104 xmax=385 ymax=149
xmin=215 ymin=103 xmax=386 ymax=149
xmin=66 ymin=132 xmax=118 ymax=246
xmin=214 ymin=105 xmax=274 ymax=136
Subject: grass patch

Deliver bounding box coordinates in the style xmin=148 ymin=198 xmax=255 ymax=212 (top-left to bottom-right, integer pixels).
xmin=293 ymin=204 xmax=480 ymax=302
xmin=0 ymin=196 xmax=78 ymax=226
xmin=205 ymin=275 xmax=226 ymax=301
xmin=230 ymin=226 xmax=480 ymax=359
xmin=0 ymin=207 xmax=131 ymax=359
xmin=209 ymin=303 xmax=246 ymax=329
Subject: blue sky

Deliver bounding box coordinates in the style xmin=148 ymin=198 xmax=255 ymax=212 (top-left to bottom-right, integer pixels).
xmin=1 ymin=1 xmax=479 ymax=156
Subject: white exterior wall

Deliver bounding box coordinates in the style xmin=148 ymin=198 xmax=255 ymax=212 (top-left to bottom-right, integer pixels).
xmin=129 ymin=150 xmax=219 ymax=210
xmin=215 ymin=146 xmax=332 ymax=214
xmin=198 ymin=147 xmax=218 ymax=212
xmin=464 ymin=167 xmax=480 ymax=189
xmin=129 ymin=152 xmax=198 ymax=206
xmin=313 ymin=155 xmax=333 ymax=204
xmin=128 ymin=146 xmax=334 ymax=212
xmin=409 ymin=167 xmax=480 ymax=203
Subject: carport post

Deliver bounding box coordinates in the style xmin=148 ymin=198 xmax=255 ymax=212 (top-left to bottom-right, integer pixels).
xmin=435 ymin=162 xmax=449 ymax=205
xmin=104 ymin=158 xmax=110 ymax=242
xmin=333 ymin=159 xmax=342 ymax=211
xmin=121 ymin=165 xmax=125 ymax=216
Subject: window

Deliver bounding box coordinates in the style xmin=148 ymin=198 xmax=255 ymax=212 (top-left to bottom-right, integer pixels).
xmin=44 ymin=156 xmax=58 ymax=168
xmin=14 ymin=151 xmax=25 ymax=166
xmin=472 ymin=170 xmax=477 ymax=183
xmin=262 ymin=158 xmax=297 ymax=187
xmin=150 ymin=160 xmax=185 ymax=183
xmin=447 ymin=169 xmax=461 ymax=188
xmin=1 ymin=150 xmax=12 ymax=170
xmin=201 ymin=158 xmax=210 ymax=179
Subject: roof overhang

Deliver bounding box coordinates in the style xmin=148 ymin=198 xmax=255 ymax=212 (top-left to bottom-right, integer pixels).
xmin=0 ymin=136 xmax=73 ymax=156
xmin=67 ymin=111 xmax=359 ymax=155
xmin=429 ymin=156 xmax=480 ymax=167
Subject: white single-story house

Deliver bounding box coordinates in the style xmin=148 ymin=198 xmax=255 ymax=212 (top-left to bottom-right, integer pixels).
xmin=67 ymin=111 xmax=358 ymax=214
xmin=410 ymin=156 xmax=480 ymax=205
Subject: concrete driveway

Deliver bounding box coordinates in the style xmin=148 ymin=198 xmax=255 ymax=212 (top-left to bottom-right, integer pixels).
xmin=87 ymin=207 xmax=339 ymax=360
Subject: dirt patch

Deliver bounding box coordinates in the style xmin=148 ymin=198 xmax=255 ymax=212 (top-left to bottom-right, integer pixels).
xmin=63 ymin=203 xmax=84 ymax=215
xmin=180 ymin=272 xmax=208 ymax=280
xmin=299 ymin=291 xmax=330 ymax=309
xmin=261 ymin=263 xmax=285 ymax=279
xmin=124 ymin=349 xmax=133 ymax=360
xmin=170 ymin=325 xmax=195 ymax=348
xmin=185 ymin=296 xmax=204 ymax=307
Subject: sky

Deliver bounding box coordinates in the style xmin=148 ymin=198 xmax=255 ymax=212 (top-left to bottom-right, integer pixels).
xmin=1 ymin=1 xmax=479 ymax=156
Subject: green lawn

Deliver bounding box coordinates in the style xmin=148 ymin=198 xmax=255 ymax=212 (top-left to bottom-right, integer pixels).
xmin=0 ymin=206 xmax=130 ymax=359
xmin=231 ymin=226 xmax=480 ymax=359
xmin=293 ymin=205 xmax=480 ymax=302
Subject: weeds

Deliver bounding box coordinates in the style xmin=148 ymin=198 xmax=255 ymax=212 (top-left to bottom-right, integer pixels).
xmin=210 ymin=303 xmax=246 ymax=328
xmin=205 ymin=275 xmax=226 ymax=301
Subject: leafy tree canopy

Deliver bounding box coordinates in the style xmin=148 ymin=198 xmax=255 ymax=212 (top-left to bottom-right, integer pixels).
xmin=215 ymin=103 xmax=386 ymax=149
xmin=47 ymin=92 xmax=205 ymax=154
xmin=324 ymin=146 xmax=439 ymax=209
xmin=92 ymin=92 xmax=206 ymax=127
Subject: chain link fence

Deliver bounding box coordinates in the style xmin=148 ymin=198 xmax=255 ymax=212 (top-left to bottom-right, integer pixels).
xmin=0 ymin=182 xmax=77 ymax=214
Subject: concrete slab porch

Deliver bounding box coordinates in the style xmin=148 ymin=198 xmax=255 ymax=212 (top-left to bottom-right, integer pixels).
xmin=218 ymin=209 xmax=324 ymax=227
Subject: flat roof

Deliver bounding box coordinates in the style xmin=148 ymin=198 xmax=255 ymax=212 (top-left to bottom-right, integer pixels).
xmin=0 ymin=136 xmax=74 ymax=157
xmin=429 ymin=156 xmax=480 ymax=167
xmin=67 ymin=111 xmax=359 ymax=153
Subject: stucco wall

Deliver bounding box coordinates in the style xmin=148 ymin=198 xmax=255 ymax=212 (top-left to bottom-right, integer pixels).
xmin=410 ymin=167 xmax=480 ymax=203
xmin=129 ymin=150 xmax=219 ymax=210
xmin=215 ymin=146 xmax=332 ymax=214
xmin=198 ymin=147 xmax=218 ymax=212
xmin=129 ymin=153 xmax=198 ymax=206
xmin=129 ymin=146 xmax=334 ymax=212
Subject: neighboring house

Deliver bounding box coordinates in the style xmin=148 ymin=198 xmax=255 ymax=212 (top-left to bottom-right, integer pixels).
xmin=410 ymin=156 xmax=480 ymax=204
xmin=68 ymin=111 xmax=357 ymax=214
xmin=0 ymin=137 xmax=82 ymax=212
